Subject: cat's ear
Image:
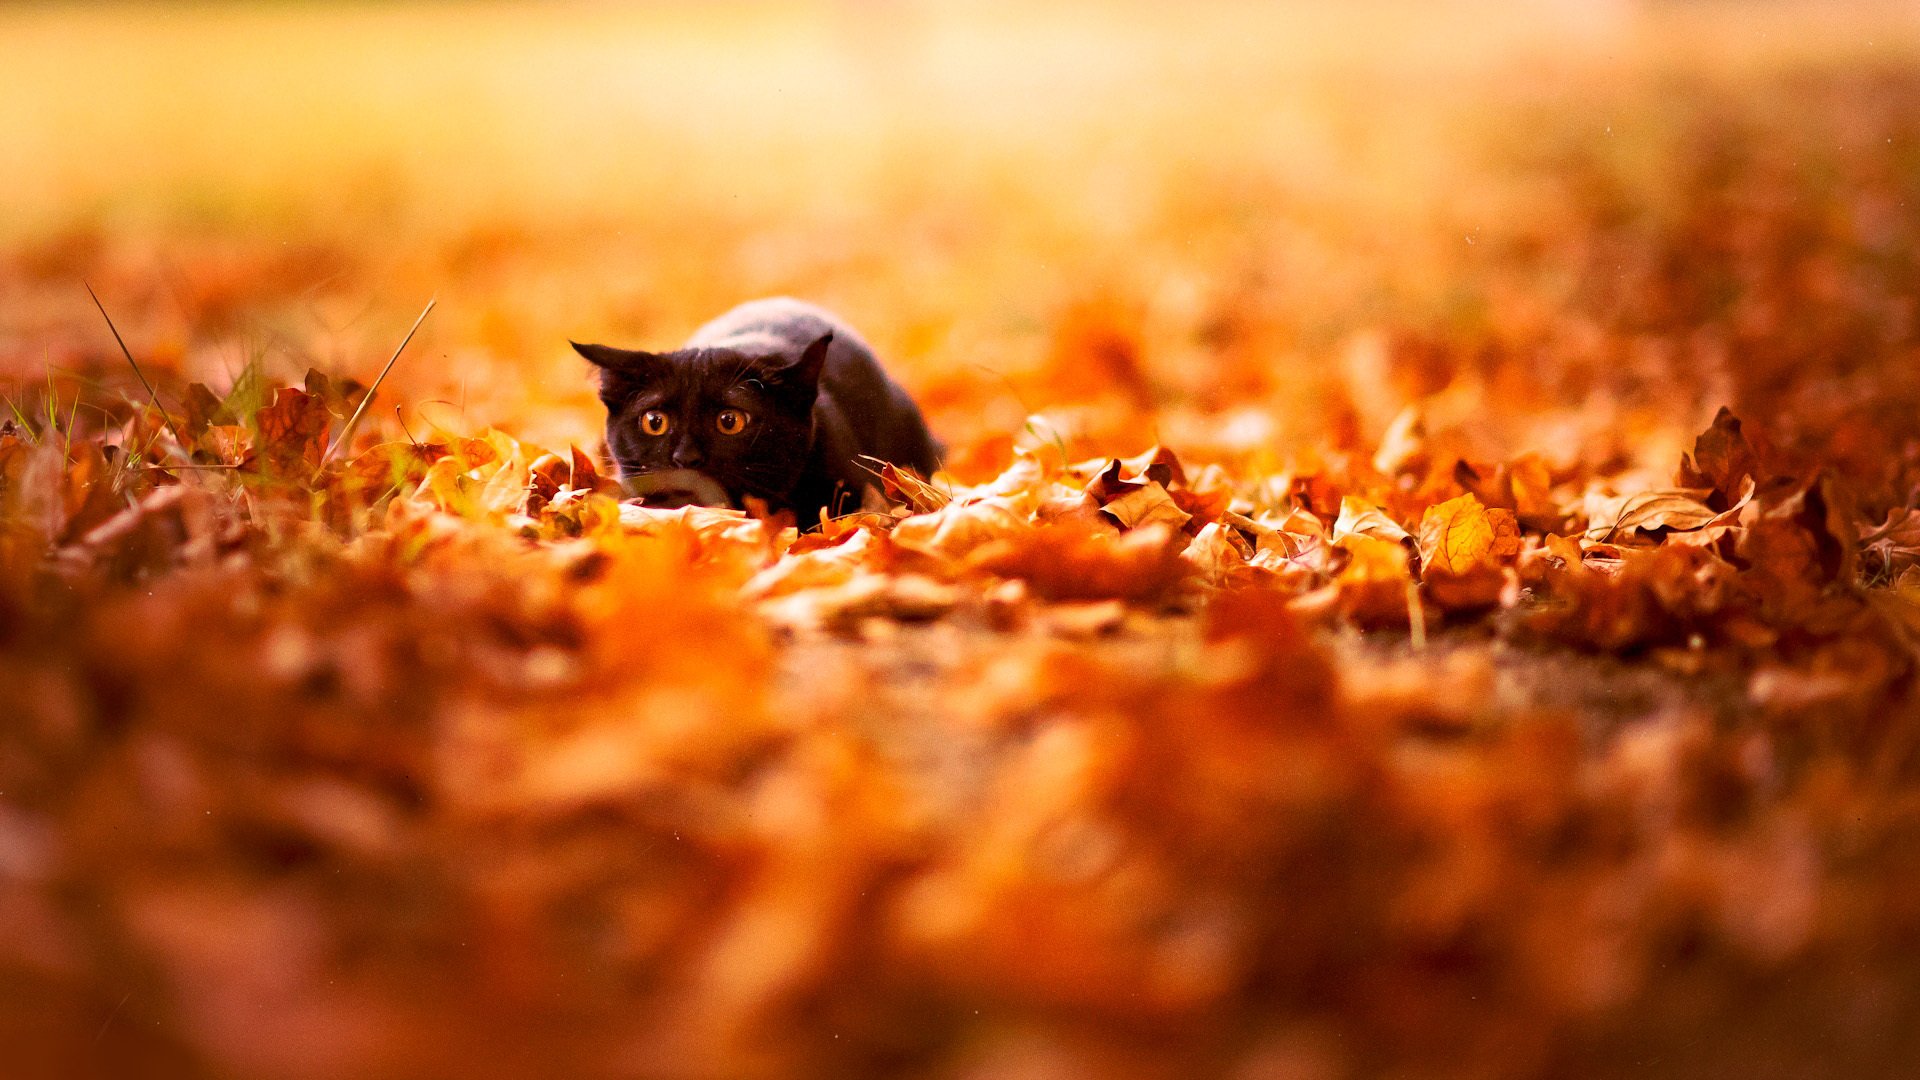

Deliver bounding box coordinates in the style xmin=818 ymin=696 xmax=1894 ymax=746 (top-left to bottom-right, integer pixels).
xmin=571 ymin=341 xmax=662 ymax=374
xmin=758 ymin=332 xmax=831 ymax=397
xmin=573 ymin=341 xmax=662 ymax=406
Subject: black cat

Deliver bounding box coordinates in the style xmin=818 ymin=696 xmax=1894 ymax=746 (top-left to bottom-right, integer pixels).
xmin=572 ymin=298 xmax=942 ymax=525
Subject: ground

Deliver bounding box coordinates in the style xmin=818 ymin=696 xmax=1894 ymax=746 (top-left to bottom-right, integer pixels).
xmin=5 ymin=2 xmax=1920 ymax=1078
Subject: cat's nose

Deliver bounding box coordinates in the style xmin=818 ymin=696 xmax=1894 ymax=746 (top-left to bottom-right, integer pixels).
xmin=671 ymin=443 xmax=705 ymax=468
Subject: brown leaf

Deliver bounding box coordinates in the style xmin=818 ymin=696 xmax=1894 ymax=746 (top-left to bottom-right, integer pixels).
xmin=1586 ymin=489 xmax=1718 ymax=542
xmin=877 ymin=460 xmax=951 ymax=513
xmin=1181 ymin=521 xmax=1254 ymax=586
xmin=1169 ymin=478 xmax=1233 ymax=528
xmin=1116 ymin=445 xmax=1187 ymax=489
xmin=568 ymin=444 xmax=619 ymax=496
xmin=303 ymin=368 xmax=371 ymax=419
xmin=68 ymin=483 xmax=219 ymax=578
xmin=1740 ymin=472 xmax=1858 ymax=594
xmin=1372 ymin=405 xmax=1428 ymax=477
xmin=346 ymin=441 xmax=444 ymax=494
xmin=525 ymin=452 xmax=569 ymax=514
xmin=535 ymin=488 xmax=622 ymax=538
xmin=1084 ymin=458 xmax=1143 ymax=505
xmin=1453 ymin=459 xmax=1515 ymax=511
xmin=1423 ymin=564 xmax=1509 ymax=611
xmin=1681 ymin=407 xmax=1762 ymax=503
xmin=758 ymin=572 xmax=958 ymax=633
xmin=181 ymin=382 xmax=225 ymax=439
xmin=253 ymin=386 xmax=332 ymax=472
xmin=894 ymin=499 xmax=1033 ymax=560
xmin=1864 ymin=507 xmax=1920 ymax=580
xmin=622 ymin=501 xmax=775 ymax=551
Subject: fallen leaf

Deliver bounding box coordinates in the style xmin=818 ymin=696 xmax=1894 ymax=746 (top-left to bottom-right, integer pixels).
xmin=1585 ymin=489 xmax=1718 ymax=542
xmin=1332 ymin=533 xmax=1418 ymax=625
xmin=1680 ymin=407 xmax=1762 ymax=502
xmin=1332 ymin=497 xmax=1410 ymax=546
xmin=1417 ymin=494 xmax=1520 ymax=577
xmin=253 ymin=386 xmax=333 ymax=472
xmin=303 ymin=368 xmax=370 ymax=419
xmin=894 ymin=499 xmax=1033 ymax=559
xmin=181 ymin=382 xmax=225 ymax=438
xmin=967 ymin=522 xmax=1191 ymax=604
xmin=1098 ymin=481 xmax=1192 ymax=531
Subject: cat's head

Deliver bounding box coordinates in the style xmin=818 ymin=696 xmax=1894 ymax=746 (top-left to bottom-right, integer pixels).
xmin=572 ymin=334 xmax=829 ymax=509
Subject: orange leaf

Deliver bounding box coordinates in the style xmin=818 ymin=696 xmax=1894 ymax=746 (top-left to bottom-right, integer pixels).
xmin=1508 ymin=453 xmax=1562 ymax=530
xmin=968 ymin=522 xmax=1191 ymax=604
xmin=1099 ymin=481 xmax=1191 ymax=531
xmin=1331 ymin=533 xmax=1418 ymax=625
xmin=254 ymin=386 xmax=332 ymax=471
xmin=1418 ymin=494 xmax=1520 ymax=577
xmin=1332 ymin=497 xmax=1409 ymax=546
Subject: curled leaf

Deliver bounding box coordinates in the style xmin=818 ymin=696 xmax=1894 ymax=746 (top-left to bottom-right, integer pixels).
xmin=1099 ymin=481 xmax=1192 ymax=531
xmin=1332 ymin=497 xmax=1410 ymax=546
xmin=1586 ymin=489 xmax=1718 ymax=542
xmin=1681 ymin=407 xmax=1762 ymax=503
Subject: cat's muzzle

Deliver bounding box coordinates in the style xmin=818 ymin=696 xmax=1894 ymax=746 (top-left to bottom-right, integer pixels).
xmin=621 ymin=469 xmax=733 ymax=509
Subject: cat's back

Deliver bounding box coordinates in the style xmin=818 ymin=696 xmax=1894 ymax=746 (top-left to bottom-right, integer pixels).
xmin=684 ymin=297 xmax=867 ymax=359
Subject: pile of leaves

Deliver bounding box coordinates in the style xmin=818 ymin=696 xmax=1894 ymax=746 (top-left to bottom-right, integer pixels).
xmin=5 ymin=347 xmax=1920 ymax=1080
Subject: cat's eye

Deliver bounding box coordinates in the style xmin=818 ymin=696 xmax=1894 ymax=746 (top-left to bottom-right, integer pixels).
xmin=715 ymin=409 xmax=750 ymax=435
xmin=639 ymin=410 xmax=670 ymax=437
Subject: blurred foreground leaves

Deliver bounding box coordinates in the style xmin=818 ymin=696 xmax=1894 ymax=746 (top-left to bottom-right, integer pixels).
xmin=3 ymin=345 xmax=1920 ymax=1079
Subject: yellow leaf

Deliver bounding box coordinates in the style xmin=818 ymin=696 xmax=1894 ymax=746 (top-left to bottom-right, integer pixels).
xmin=1100 ymin=481 xmax=1192 ymax=531
xmin=1338 ymin=533 xmax=1412 ymax=583
xmin=1418 ymin=494 xmax=1517 ymax=577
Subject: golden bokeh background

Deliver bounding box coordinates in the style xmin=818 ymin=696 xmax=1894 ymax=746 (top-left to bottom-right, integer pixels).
xmin=7 ymin=0 xmax=1915 ymax=475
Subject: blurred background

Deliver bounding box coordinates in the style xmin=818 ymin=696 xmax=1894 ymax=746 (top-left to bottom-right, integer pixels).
xmin=4 ymin=0 xmax=1917 ymax=481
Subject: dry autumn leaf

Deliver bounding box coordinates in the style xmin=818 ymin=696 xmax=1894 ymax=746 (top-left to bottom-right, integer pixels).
xmin=1681 ymin=406 xmax=1764 ymax=502
xmin=1332 ymin=496 xmax=1411 ymax=546
xmin=252 ymin=385 xmax=333 ymax=472
xmin=1417 ymin=493 xmax=1521 ymax=577
xmin=967 ymin=521 xmax=1192 ymax=603
xmin=1098 ymin=480 xmax=1192 ymax=531
xmin=1585 ymin=489 xmax=1720 ymax=542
